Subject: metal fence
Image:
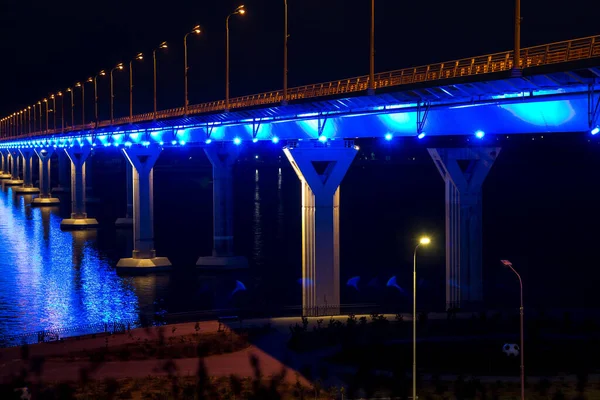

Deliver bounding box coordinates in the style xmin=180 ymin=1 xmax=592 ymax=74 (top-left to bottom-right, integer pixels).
xmin=0 ymin=320 xmax=140 ymax=348
xmin=2 ymin=34 xmax=600 ymax=140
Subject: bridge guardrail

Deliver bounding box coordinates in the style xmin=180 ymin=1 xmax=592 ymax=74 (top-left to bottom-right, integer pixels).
xmin=2 ymin=35 xmax=599 ymax=140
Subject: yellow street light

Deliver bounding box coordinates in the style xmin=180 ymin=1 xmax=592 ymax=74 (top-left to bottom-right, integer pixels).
xmin=110 ymin=63 xmax=125 ymax=124
xmin=75 ymin=82 xmax=85 ymax=127
xmin=226 ymin=5 xmax=246 ymax=110
xmin=184 ymin=24 xmax=203 ymax=114
xmin=153 ymin=42 xmax=168 ymax=118
xmin=129 ymin=53 xmax=144 ymax=120
xmin=413 ymin=235 xmax=431 ymax=400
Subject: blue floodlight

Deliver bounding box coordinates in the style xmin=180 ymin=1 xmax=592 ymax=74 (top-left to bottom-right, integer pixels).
xmin=179 ymin=140 xmax=186 ymax=146
xmin=171 ymin=140 xmax=177 ymax=145
xmin=384 ymin=133 xmax=393 ymax=141
xmin=475 ymin=130 xmax=485 ymax=139
xmin=271 ymin=136 xmax=279 ymax=144
xmin=252 ymin=138 xmax=259 ymax=143
xmin=233 ymin=137 xmax=241 ymax=145
xmin=159 ymin=141 xmax=164 ymax=145
xmin=318 ymin=135 xmax=327 ymax=143
xmin=142 ymin=141 xmax=151 ymax=146
xmin=417 ymin=132 xmax=426 ymax=139
xmin=591 ymin=126 xmax=600 ymax=135
xmin=124 ymin=141 xmax=133 ymax=147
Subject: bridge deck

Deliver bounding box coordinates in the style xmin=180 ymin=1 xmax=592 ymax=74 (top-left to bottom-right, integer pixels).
xmin=2 ymin=34 xmax=600 ymax=141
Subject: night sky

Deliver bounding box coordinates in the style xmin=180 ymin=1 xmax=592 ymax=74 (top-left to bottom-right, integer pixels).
xmin=1 ymin=0 xmax=600 ymax=119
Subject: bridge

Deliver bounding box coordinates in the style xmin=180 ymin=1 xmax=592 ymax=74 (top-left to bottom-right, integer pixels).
xmin=0 ymin=35 xmax=599 ymax=315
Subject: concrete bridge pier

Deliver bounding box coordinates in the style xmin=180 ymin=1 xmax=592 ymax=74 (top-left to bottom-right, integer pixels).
xmin=115 ymin=161 xmax=134 ymax=228
xmin=0 ymin=150 xmax=11 ymax=179
xmin=197 ymin=143 xmax=248 ymax=269
xmin=14 ymin=148 xmax=40 ymax=194
xmin=32 ymin=147 xmax=59 ymax=206
xmin=52 ymin=149 xmax=70 ymax=193
xmin=283 ymin=140 xmax=358 ymax=316
xmin=428 ymin=147 xmax=501 ymax=311
xmin=117 ymin=145 xmax=171 ymax=272
xmin=3 ymin=149 xmax=24 ymax=186
xmin=60 ymin=146 xmax=99 ymax=230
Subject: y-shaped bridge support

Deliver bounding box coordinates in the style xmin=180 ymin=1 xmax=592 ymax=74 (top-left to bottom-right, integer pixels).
xmin=428 ymin=147 xmax=501 ymax=310
xmin=117 ymin=145 xmax=171 ymax=271
xmin=14 ymin=148 xmax=40 ymax=194
xmin=60 ymin=146 xmax=99 ymax=230
xmin=284 ymin=140 xmax=358 ymax=316
xmin=32 ymin=148 xmax=60 ymax=206
xmin=4 ymin=149 xmax=23 ymax=186
xmin=0 ymin=150 xmax=11 ymax=179
xmin=197 ymin=143 xmax=248 ymax=268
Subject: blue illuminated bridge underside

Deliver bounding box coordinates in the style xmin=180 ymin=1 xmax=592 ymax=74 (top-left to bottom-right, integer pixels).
xmin=2 ymin=45 xmax=600 ymax=148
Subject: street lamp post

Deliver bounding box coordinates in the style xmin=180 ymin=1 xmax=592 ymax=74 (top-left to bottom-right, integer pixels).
xmin=89 ymin=70 xmax=106 ymax=127
xmin=514 ymin=0 xmax=521 ymax=70
xmin=129 ymin=53 xmax=143 ymax=121
xmin=66 ymin=87 xmax=74 ymax=129
xmin=226 ymin=5 xmax=246 ymax=111
xmin=413 ymin=236 xmax=431 ymax=400
xmin=368 ymin=0 xmax=375 ymax=94
xmin=37 ymin=101 xmax=42 ymax=132
xmin=43 ymin=99 xmax=48 ymax=132
xmin=75 ymin=82 xmax=84 ymax=127
xmin=27 ymin=106 xmax=31 ymax=134
xmin=110 ymin=63 xmax=124 ymax=124
xmin=500 ymin=259 xmax=525 ymax=400
xmin=184 ymin=25 xmax=202 ymax=115
xmin=50 ymin=94 xmax=56 ymax=131
xmin=283 ymin=0 xmax=288 ymax=105
xmin=153 ymin=41 xmax=168 ymax=119
xmin=57 ymin=92 xmax=64 ymax=133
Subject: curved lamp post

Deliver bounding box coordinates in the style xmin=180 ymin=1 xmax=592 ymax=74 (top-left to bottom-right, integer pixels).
xmin=42 ymin=98 xmax=48 ymax=133
xmin=129 ymin=53 xmax=144 ymax=121
xmin=66 ymin=87 xmax=74 ymax=129
xmin=501 ymin=259 xmax=525 ymax=400
xmin=110 ymin=62 xmax=124 ymax=124
xmin=57 ymin=92 xmax=64 ymax=133
xmin=153 ymin=41 xmax=168 ymax=119
xmin=88 ymin=70 xmax=106 ymax=127
xmin=184 ymin=25 xmax=202 ymax=114
xmin=225 ymin=5 xmax=245 ymax=111
xmin=75 ymin=82 xmax=84 ymax=127
xmin=413 ymin=236 xmax=431 ymax=400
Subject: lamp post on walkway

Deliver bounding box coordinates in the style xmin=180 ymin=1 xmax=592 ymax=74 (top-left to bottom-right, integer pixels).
xmin=283 ymin=0 xmax=288 ymax=104
xmin=27 ymin=106 xmax=31 ymax=134
xmin=50 ymin=94 xmax=57 ymax=131
xmin=43 ymin=98 xmax=48 ymax=133
xmin=57 ymin=91 xmax=64 ymax=133
xmin=129 ymin=53 xmax=144 ymax=121
xmin=413 ymin=236 xmax=431 ymax=400
xmin=226 ymin=5 xmax=245 ymax=111
xmin=368 ymin=0 xmax=375 ymax=95
xmin=153 ymin=41 xmax=168 ymax=119
xmin=75 ymin=82 xmax=84 ymax=127
xmin=37 ymin=101 xmax=42 ymax=132
xmin=66 ymin=88 xmax=74 ymax=129
xmin=110 ymin=63 xmax=124 ymax=124
xmin=513 ymin=0 xmax=521 ymax=71
xmin=88 ymin=70 xmax=106 ymax=127
xmin=500 ymin=259 xmax=525 ymax=400
xmin=184 ymin=25 xmax=202 ymax=115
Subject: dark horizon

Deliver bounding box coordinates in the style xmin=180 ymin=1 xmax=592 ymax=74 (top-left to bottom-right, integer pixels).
xmin=2 ymin=0 xmax=600 ymax=118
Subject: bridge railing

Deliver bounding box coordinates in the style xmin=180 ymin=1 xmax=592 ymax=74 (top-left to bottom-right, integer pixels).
xmin=3 ymin=35 xmax=599 ymax=141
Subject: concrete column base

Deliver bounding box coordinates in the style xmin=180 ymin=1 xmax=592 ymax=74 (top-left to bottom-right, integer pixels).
xmin=60 ymin=218 xmax=99 ymax=230
xmin=0 ymin=173 xmax=12 ymax=179
xmin=14 ymin=186 xmax=40 ymax=194
xmin=51 ymin=186 xmax=70 ymax=193
xmin=31 ymin=197 xmax=60 ymax=207
xmin=3 ymin=180 xmax=24 ymax=186
xmin=116 ymin=257 xmax=172 ymax=273
xmin=115 ymin=217 xmax=133 ymax=228
xmin=196 ymin=255 xmax=249 ymax=269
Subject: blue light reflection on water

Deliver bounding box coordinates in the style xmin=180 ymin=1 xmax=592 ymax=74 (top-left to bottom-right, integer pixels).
xmin=0 ymin=188 xmax=139 ymax=335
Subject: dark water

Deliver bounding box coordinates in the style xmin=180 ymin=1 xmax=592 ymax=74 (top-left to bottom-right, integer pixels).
xmin=1 ymin=137 xmax=600 ymax=336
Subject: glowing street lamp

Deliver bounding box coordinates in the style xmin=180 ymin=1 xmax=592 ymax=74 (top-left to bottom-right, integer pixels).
xmin=37 ymin=101 xmax=42 ymax=132
xmin=184 ymin=25 xmax=202 ymax=114
xmin=27 ymin=106 xmax=31 ymax=134
xmin=75 ymin=82 xmax=85 ymax=127
xmin=226 ymin=5 xmax=245 ymax=111
xmin=88 ymin=70 xmax=106 ymax=126
xmin=110 ymin=62 xmax=124 ymax=124
xmin=413 ymin=236 xmax=431 ymax=400
xmin=500 ymin=259 xmax=525 ymax=400
xmin=50 ymin=94 xmax=57 ymax=131
xmin=42 ymin=98 xmax=48 ymax=132
xmin=57 ymin=91 xmax=64 ymax=132
xmin=153 ymin=41 xmax=168 ymax=118
xmin=66 ymin=87 xmax=74 ymax=129
xmin=129 ymin=53 xmax=144 ymax=120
